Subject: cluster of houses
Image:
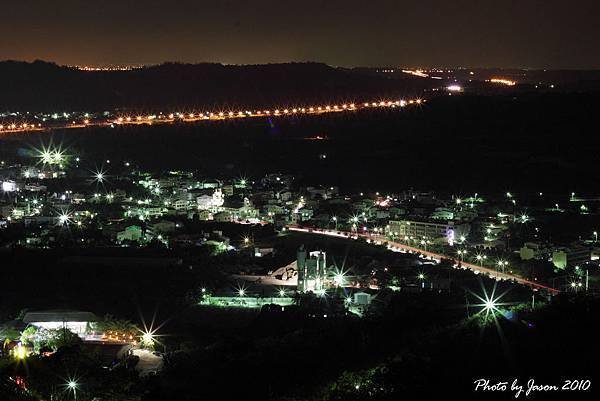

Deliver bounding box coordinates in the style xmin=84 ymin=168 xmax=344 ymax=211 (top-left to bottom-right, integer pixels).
xmin=1 ymin=161 xmax=599 ymax=273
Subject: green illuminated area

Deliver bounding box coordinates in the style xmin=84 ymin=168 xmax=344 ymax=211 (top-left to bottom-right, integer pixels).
xmin=200 ymin=296 xmax=296 ymax=309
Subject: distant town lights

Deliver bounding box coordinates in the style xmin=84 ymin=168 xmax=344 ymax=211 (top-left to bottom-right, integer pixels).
xmin=490 ymin=78 xmax=516 ymax=86
xmin=447 ymin=85 xmax=463 ymax=92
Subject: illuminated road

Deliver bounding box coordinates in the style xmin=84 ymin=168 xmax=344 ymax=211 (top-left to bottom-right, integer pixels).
xmin=0 ymin=98 xmax=424 ymax=135
xmin=287 ymin=226 xmax=560 ymax=295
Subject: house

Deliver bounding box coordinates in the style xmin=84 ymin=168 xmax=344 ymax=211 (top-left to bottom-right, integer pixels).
xmin=213 ymin=211 xmax=231 ymax=222
xmin=117 ymin=225 xmax=143 ymax=243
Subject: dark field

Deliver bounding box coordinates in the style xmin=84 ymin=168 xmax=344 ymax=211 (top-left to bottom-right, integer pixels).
xmin=2 ymin=92 xmax=599 ymax=196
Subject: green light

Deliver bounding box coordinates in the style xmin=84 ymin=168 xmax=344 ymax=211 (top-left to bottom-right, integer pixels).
xmin=92 ymin=168 xmax=107 ymax=184
xmin=333 ymin=269 xmax=346 ymax=287
xmin=13 ymin=344 xmax=27 ymax=360
xmin=57 ymin=210 xmax=72 ymax=226
xmin=141 ymin=331 xmax=155 ymax=347
xmin=471 ymin=284 xmax=508 ymax=320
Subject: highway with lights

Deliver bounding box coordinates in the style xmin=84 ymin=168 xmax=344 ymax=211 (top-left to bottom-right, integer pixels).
xmin=0 ymin=98 xmax=424 ymax=135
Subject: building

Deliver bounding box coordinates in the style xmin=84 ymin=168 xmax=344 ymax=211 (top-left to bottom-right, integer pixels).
xmin=23 ymin=310 xmax=98 ymax=337
xmin=297 ymin=246 xmax=327 ymax=293
xmin=292 ymin=208 xmax=313 ymax=223
xmin=552 ymin=244 xmax=591 ymax=269
xmin=387 ymin=219 xmax=470 ymax=244
xmin=520 ymin=242 xmax=550 ymax=261
xmin=196 ymin=189 xmax=224 ymax=210
xmin=173 ymin=199 xmax=188 ymax=210
xmin=213 ymin=211 xmax=231 ymax=222
xmin=117 ymin=225 xmax=143 ymax=243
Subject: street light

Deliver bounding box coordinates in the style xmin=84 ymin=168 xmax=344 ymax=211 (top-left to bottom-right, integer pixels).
xmin=333 ymin=269 xmax=347 ymax=287
xmin=475 ymin=253 xmax=487 ymax=266
xmin=141 ymin=331 xmax=155 ymax=348
xmin=65 ymin=379 xmax=79 ymax=401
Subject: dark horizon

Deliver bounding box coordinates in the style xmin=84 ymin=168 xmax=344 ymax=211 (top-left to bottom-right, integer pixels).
xmin=2 ymin=0 xmax=599 ymax=69
xmin=6 ymin=58 xmax=600 ymax=71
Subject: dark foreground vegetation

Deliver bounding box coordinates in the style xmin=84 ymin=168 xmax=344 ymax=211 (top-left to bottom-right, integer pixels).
xmin=1 ymin=230 xmax=597 ymax=400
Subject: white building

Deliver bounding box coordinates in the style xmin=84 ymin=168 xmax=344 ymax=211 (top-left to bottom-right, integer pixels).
xmin=23 ymin=310 xmax=98 ymax=337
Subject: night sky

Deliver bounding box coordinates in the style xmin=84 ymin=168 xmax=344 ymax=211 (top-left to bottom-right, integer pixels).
xmin=2 ymin=0 xmax=599 ymax=68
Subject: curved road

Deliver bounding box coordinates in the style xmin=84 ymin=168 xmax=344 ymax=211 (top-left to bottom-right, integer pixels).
xmin=287 ymin=226 xmax=560 ymax=295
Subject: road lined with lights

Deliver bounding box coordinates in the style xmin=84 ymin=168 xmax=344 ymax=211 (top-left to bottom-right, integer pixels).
xmin=0 ymin=98 xmax=424 ymax=135
xmin=287 ymin=226 xmax=560 ymax=295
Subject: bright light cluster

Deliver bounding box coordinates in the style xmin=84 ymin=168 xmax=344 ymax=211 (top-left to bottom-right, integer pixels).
xmin=446 ymin=85 xmax=463 ymax=92
xmin=36 ymin=144 xmax=68 ymax=166
xmin=489 ymin=78 xmax=516 ymax=86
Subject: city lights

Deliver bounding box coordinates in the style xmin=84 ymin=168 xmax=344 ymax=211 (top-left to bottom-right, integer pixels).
xmin=1 ymin=9 xmax=595 ymax=399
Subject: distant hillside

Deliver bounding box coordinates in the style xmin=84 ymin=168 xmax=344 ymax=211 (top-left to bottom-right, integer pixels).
xmin=0 ymin=60 xmax=434 ymax=112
